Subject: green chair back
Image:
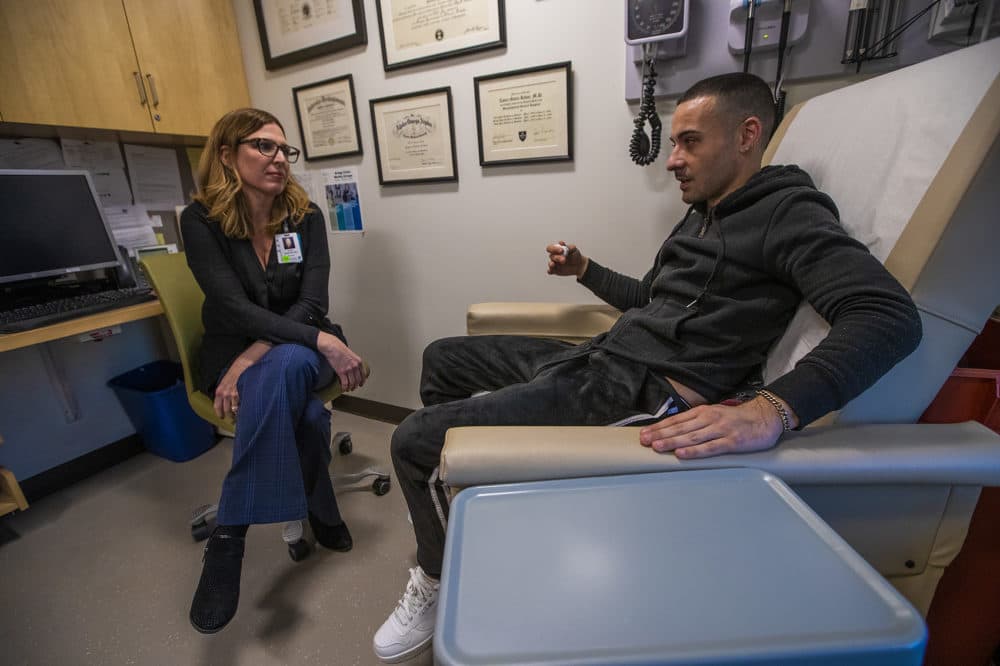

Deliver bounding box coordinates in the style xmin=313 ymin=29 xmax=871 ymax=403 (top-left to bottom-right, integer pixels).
xmin=140 ymin=252 xmax=227 ymax=429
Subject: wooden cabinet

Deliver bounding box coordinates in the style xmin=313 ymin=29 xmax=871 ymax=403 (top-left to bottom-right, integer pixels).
xmin=0 ymin=1 xmax=154 ymax=132
xmin=121 ymin=0 xmax=251 ymax=136
xmin=0 ymin=0 xmax=249 ymax=136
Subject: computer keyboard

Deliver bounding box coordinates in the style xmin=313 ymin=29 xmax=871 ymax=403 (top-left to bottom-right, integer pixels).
xmin=0 ymin=287 xmax=156 ymax=333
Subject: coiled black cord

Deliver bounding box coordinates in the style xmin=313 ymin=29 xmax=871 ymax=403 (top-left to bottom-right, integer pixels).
xmin=630 ymin=56 xmax=661 ymax=166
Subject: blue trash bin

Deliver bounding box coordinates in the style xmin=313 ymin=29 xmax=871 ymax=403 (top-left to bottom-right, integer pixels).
xmin=108 ymin=360 xmax=216 ymax=462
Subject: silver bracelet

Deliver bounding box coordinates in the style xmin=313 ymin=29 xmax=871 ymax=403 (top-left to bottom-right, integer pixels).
xmin=756 ymin=389 xmax=792 ymax=432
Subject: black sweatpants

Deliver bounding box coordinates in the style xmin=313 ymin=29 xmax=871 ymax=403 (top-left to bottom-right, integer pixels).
xmin=390 ymin=335 xmax=685 ymax=577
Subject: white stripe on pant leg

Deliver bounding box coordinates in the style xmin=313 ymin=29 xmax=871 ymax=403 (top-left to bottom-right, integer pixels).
xmin=608 ymin=396 xmax=675 ymax=427
xmin=428 ymin=466 xmax=448 ymax=530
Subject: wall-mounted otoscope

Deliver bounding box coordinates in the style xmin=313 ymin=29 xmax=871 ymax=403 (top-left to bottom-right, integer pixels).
xmin=774 ymin=0 xmax=793 ymax=124
xmin=743 ymin=0 xmax=758 ymax=72
xmin=729 ymin=0 xmax=810 ymax=72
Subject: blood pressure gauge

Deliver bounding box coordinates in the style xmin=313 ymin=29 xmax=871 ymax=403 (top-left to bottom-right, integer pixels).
xmin=626 ymin=0 xmax=688 ymax=45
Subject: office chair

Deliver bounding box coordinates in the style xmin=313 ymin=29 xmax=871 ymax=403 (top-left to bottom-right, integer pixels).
xmin=440 ymin=36 xmax=1000 ymax=617
xmin=139 ymin=252 xmax=390 ymax=561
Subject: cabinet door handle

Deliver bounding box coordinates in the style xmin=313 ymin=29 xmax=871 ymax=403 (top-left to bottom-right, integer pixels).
xmin=133 ymin=72 xmax=148 ymax=106
xmin=146 ymin=74 xmax=160 ymax=108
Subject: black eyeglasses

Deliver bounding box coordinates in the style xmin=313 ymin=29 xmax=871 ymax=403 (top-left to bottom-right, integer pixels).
xmin=237 ymin=138 xmax=301 ymax=163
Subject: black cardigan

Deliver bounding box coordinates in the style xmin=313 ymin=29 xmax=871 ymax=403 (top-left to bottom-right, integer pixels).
xmin=181 ymin=201 xmax=344 ymax=394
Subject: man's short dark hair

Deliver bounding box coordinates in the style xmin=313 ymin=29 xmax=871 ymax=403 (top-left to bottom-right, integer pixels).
xmin=678 ymin=73 xmax=776 ymax=144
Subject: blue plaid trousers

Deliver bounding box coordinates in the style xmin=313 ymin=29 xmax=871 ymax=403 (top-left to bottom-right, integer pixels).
xmin=216 ymin=344 xmax=342 ymax=526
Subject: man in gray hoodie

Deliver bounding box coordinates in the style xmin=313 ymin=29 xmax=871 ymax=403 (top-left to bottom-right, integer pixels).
xmin=373 ymin=72 xmax=922 ymax=664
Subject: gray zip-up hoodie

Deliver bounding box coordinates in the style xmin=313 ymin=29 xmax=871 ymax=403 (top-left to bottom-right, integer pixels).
xmin=577 ymin=164 xmax=922 ymax=427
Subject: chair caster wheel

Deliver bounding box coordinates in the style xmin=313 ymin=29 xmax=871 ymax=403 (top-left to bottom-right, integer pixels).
xmin=336 ymin=433 xmax=353 ymax=455
xmin=191 ymin=520 xmax=213 ymax=542
xmin=373 ymin=475 xmax=392 ymax=496
xmin=288 ymin=539 xmax=312 ymax=562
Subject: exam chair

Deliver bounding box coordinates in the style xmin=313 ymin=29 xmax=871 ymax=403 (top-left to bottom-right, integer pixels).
xmin=139 ymin=252 xmax=390 ymax=561
xmin=440 ymin=37 xmax=1000 ymax=616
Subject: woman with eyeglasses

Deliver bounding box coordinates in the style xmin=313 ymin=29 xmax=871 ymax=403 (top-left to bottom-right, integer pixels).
xmin=180 ymin=108 xmax=366 ymax=633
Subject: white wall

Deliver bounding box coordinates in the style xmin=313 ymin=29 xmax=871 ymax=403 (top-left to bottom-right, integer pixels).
xmin=231 ymin=1 xmax=860 ymax=409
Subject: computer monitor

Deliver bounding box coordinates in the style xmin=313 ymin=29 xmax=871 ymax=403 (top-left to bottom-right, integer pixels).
xmin=0 ymin=169 xmax=124 ymax=285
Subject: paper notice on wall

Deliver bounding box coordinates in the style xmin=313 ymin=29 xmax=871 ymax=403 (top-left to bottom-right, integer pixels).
xmin=0 ymin=138 xmax=65 ymax=169
xmin=290 ymin=166 xmax=319 ymax=197
xmin=61 ymin=139 xmax=123 ymax=169
xmin=321 ymin=167 xmax=364 ymax=233
xmin=112 ymin=225 xmax=159 ymax=251
xmin=123 ymin=144 xmax=184 ymax=208
xmin=91 ymin=168 xmax=133 ymax=207
xmin=103 ymin=204 xmax=158 ymax=251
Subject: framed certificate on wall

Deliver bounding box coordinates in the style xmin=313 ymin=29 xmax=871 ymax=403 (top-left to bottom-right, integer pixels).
xmin=254 ymin=0 xmax=367 ymax=70
xmin=474 ymin=62 xmax=573 ymax=167
xmin=369 ymin=87 xmax=457 ymax=185
xmin=293 ymin=75 xmax=363 ymax=160
xmin=374 ymin=0 xmax=506 ymax=71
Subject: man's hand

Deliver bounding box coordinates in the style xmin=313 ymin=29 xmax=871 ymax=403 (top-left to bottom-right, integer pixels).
xmin=317 ymin=331 xmax=367 ymax=392
xmin=546 ymin=241 xmax=588 ymax=278
xmin=639 ymin=395 xmax=795 ymax=459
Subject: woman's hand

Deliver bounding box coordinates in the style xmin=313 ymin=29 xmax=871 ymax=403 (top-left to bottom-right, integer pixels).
xmin=213 ymin=341 xmax=272 ymax=419
xmin=214 ymin=359 xmax=250 ymax=419
xmin=317 ymin=331 xmax=367 ymax=392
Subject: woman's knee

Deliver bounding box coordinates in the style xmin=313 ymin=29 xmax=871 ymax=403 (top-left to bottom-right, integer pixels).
xmin=300 ymin=397 xmax=331 ymax=433
xmin=264 ymin=344 xmax=322 ymax=386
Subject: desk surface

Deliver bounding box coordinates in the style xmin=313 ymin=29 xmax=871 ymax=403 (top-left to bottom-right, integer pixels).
xmin=0 ymin=300 xmax=164 ymax=352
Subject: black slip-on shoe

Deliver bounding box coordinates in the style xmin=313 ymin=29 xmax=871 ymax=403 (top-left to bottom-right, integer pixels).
xmin=189 ymin=531 xmax=245 ymax=634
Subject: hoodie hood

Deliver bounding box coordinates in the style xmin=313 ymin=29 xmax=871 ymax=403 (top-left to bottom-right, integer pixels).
xmin=694 ymin=164 xmax=827 ymax=218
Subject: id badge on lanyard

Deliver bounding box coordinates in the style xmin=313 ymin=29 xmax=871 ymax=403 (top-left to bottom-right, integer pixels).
xmin=276 ymin=220 xmax=302 ymax=264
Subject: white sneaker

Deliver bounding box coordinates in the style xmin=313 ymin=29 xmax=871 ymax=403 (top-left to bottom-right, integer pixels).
xmin=373 ymin=566 xmax=440 ymax=663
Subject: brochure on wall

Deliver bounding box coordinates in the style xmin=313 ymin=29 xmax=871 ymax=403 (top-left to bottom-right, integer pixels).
xmin=291 ymin=166 xmax=365 ymax=234
xmin=123 ymin=144 xmax=185 ymax=208
xmin=0 ymin=138 xmax=65 ymax=169
xmin=322 ymin=167 xmax=364 ymax=233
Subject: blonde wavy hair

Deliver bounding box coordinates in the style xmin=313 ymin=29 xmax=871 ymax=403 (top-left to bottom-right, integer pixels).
xmin=193 ymin=108 xmax=311 ymax=239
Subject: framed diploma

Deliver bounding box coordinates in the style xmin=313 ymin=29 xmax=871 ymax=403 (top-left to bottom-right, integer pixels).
xmin=369 ymin=87 xmax=457 ymax=185
xmin=474 ymin=61 xmax=573 ymax=167
xmin=253 ymin=0 xmax=367 ymax=71
xmin=374 ymin=0 xmax=506 ymax=71
xmin=293 ymin=75 xmax=363 ymax=161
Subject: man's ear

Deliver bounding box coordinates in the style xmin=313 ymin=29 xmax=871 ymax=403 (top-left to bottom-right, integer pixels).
xmin=738 ymin=116 xmax=764 ymax=154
